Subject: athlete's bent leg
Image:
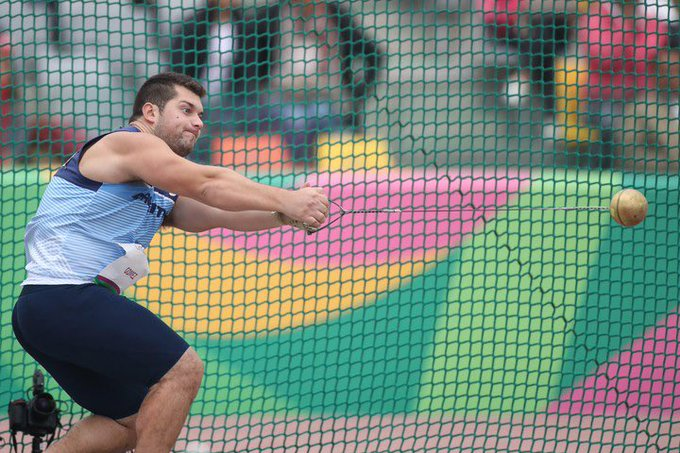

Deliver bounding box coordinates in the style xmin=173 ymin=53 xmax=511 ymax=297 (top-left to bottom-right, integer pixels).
xmin=134 ymin=348 xmax=204 ymax=453
xmin=45 ymin=414 xmax=136 ymax=453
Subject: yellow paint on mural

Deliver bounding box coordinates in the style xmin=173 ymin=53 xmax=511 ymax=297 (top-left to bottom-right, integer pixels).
xmin=132 ymin=230 xmax=443 ymax=337
xmin=316 ymin=132 xmax=390 ymax=172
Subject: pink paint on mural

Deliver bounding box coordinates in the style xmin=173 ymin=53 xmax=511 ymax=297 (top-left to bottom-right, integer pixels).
xmin=6 ymin=413 xmax=677 ymax=452
xmin=169 ymin=412 xmax=680 ymax=452
xmin=206 ymin=168 xmax=529 ymax=267
xmin=550 ymin=309 xmax=680 ymax=419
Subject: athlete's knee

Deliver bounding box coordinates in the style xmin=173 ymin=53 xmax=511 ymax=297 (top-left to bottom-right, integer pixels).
xmin=179 ymin=348 xmax=204 ymax=388
xmin=115 ymin=414 xmax=138 ymax=449
xmin=164 ymin=348 xmax=204 ymax=394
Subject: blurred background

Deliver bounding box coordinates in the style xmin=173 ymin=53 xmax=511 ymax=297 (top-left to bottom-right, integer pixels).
xmin=3 ymin=0 xmax=676 ymax=171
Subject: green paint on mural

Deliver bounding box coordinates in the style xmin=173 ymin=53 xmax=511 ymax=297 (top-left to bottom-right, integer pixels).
xmin=189 ymin=335 xmax=295 ymax=416
xmin=215 ymin=261 xmax=448 ymax=416
xmin=558 ymin=174 xmax=680 ymax=394
xmin=419 ymin=171 xmax=614 ymax=414
xmin=0 ymin=169 xmax=47 ymax=402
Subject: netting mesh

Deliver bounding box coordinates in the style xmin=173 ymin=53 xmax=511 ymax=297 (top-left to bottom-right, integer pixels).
xmin=2 ymin=0 xmax=680 ymax=451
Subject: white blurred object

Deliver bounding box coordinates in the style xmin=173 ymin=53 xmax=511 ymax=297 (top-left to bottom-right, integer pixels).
xmin=154 ymin=0 xmax=208 ymax=49
xmin=58 ymin=0 xmax=166 ymax=88
xmin=640 ymin=0 xmax=679 ymax=20
xmin=205 ymin=23 xmax=235 ymax=101
xmin=542 ymin=123 xmax=556 ymax=140
xmin=0 ymin=0 xmax=51 ymax=74
xmin=34 ymin=47 xmax=123 ymax=132
xmin=502 ymin=75 xmax=530 ymax=109
xmin=183 ymin=441 xmax=212 ymax=453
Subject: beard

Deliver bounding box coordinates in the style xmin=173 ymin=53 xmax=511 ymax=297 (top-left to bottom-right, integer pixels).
xmin=154 ymin=120 xmax=196 ymax=157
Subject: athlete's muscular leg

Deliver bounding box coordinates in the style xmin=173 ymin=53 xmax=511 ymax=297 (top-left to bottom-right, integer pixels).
xmin=46 ymin=414 xmax=136 ymax=453
xmin=46 ymin=348 xmax=202 ymax=453
xmin=134 ymin=348 xmax=204 ymax=453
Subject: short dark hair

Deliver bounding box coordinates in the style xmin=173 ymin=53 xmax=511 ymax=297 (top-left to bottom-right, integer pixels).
xmin=128 ymin=72 xmax=206 ymax=122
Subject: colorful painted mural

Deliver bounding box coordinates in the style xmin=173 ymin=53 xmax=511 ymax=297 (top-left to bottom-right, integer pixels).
xmin=1 ymin=167 xmax=679 ymax=450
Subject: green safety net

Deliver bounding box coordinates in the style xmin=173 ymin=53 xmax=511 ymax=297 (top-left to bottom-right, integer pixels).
xmin=1 ymin=0 xmax=680 ymax=451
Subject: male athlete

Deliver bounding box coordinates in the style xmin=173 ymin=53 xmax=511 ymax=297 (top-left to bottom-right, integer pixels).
xmin=12 ymin=72 xmax=329 ymax=452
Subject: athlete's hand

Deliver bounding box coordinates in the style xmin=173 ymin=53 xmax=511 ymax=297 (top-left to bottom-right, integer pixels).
xmin=280 ymin=183 xmax=329 ymax=230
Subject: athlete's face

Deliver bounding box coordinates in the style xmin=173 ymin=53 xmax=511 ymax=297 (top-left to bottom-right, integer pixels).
xmin=154 ymin=86 xmax=204 ymax=157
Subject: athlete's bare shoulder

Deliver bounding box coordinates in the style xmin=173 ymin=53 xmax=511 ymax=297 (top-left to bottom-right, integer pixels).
xmin=80 ymin=131 xmax=175 ymax=184
xmin=96 ymin=130 xmax=167 ymax=155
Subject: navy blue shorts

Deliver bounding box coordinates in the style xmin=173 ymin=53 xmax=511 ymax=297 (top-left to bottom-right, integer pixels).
xmin=12 ymin=284 xmax=190 ymax=419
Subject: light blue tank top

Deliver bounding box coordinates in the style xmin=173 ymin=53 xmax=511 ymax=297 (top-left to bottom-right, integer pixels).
xmin=23 ymin=126 xmax=178 ymax=285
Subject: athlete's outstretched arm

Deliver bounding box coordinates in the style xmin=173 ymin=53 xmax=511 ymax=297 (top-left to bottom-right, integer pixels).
xmin=164 ymin=196 xmax=285 ymax=233
xmin=80 ymin=131 xmax=329 ymax=228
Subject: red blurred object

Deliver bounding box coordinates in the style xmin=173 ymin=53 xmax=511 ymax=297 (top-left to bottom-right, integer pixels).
xmin=579 ymin=2 xmax=669 ymax=101
xmin=1 ymin=32 xmax=87 ymax=160
xmin=478 ymin=0 xmax=527 ymax=38
xmin=1 ymin=32 xmax=13 ymax=156
xmin=210 ymin=134 xmax=291 ymax=173
xmin=27 ymin=115 xmax=88 ymax=158
xmin=0 ymin=32 xmax=10 ymax=102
